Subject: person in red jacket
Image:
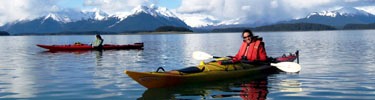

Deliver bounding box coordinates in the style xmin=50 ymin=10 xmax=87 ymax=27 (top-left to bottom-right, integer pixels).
xmin=232 ymin=29 xmax=267 ymax=63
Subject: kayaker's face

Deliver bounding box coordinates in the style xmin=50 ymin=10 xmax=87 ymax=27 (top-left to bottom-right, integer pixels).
xmin=243 ymin=32 xmax=251 ymax=43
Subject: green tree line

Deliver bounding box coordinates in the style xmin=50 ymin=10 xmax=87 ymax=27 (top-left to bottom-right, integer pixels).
xmin=0 ymin=31 xmax=10 ymax=36
xmin=212 ymin=23 xmax=337 ymax=32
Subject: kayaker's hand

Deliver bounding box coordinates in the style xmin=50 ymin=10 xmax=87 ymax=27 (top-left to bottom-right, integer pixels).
xmin=267 ymin=57 xmax=277 ymax=63
xmin=226 ymin=56 xmax=234 ymax=59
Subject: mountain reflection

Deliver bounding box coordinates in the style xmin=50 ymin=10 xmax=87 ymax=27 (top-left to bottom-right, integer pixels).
xmin=0 ymin=66 xmax=37 ymax=98
xmin=138 ymin=75 xmax=270 ymax=100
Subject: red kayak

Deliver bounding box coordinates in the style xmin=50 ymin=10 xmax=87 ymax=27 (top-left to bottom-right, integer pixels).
xmin=276 ymin=50 xmax=299 ymax=62
xmin=37 ymin=42 xmax=143 ymax=51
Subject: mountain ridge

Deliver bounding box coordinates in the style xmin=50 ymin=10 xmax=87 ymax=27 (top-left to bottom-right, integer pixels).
xmin=1 ymin=6 xmax=375 ymax=34
xmin=281 ymin=7 xmax=375 ymax=28
xmin=0 ymin=5 xmax=190 ymax=34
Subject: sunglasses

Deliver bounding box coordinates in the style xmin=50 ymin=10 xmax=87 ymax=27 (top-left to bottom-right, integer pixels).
xmin=243 ymin=36 xmax=251 ymax=39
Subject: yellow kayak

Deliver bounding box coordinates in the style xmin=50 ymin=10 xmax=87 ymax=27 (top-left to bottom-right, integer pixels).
xmin=125 ymin=52 xmax=298 ymax=88
xmin=125 ymin=61 xmax=279 ymax=88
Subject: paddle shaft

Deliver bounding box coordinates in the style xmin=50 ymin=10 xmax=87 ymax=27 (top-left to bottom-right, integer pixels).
xmin=213 ymin=56 xmax=221 ymax=58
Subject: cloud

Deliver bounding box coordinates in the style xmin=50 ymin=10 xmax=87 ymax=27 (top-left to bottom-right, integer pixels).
xmin=176 ymin=0 xmax=375 ymax=25
xmin=357 ymin=6 xmax=375 ymax=15
xmin=0 ymin=0 xmax=59 ymax=26
xmin=83 ymin=0 xmax=153 ymax=14
xmin=0 ymin=0 xmax=374 ymax=26
xmin=0 ymin=0 xmax=154 ymax=25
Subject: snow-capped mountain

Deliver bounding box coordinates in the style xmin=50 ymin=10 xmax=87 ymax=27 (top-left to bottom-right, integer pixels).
xmin=41 ymin=9 xmax=109 ymax=23
xmin=133 ymin=4 xmax=178 ymax=19
xmin=357 ymin=6 xmax=375 ymax=15
xmin=106 ymin=5 xmax=189 ymax=32
xmin=0 ymin=5 xmax=189 ymax=34
xmin=82 ymin=9 xmax=109 ymax=20
xmin=0 ymin=9 xmax=110 ymax=34
xmin=176 ymin=14 xmax=221 ymax=27
xmin=307 ymin=7 xmax=372 ymax=18
xmin=176 ymin=13 xmax=246 ymax=28
xmin=283 ymin=7 xmax=375 ymax=27
xmin=0 ymin=16 xmax=65 ymax=34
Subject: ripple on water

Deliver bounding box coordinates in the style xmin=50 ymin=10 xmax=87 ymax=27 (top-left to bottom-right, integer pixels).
xmin=0 ymin=31 xmax=375 ymax=99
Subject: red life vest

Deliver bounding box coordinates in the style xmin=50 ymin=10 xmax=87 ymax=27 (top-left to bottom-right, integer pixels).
xmin=233 ymin=37 xmax=267 ymax=62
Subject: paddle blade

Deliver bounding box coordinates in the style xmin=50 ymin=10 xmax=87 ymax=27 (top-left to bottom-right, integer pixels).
xmin=271 ymin=62 xmax=301 ymax=73
xmin=192 ymin=51 xmax=213 ymax=60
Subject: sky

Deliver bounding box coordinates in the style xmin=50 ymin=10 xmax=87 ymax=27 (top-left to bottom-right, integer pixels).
xmin=55 ymin=0 xmax=181 ymax=12
xmin=0 ymin=0 xmax=374 ymax=26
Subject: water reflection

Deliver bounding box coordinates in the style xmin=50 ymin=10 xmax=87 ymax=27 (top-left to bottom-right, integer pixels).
xmin=0 ymin=36 xmax=38 ymax=98
xmin=94 ymin=50 xmax=103 ymax=66
xmin=276 ymin=80 xmax=303 ymax=92
xmin=139 ymin=75 xmax=267 ymax=99
xmin=0 ymin=66 xmax=37 ymax=98
xmin=0 ymin=31 xmax=374 ymax=99
xmin=138 ymin=73 xmax=303 ymax=100
xmin=140 ymin=87 xmax=209 ymax=100
xmin=211 ymin=79 xmax=269 ymax=100
xmin=35 ymin=49 xmax=144 ymax=99
xmin=92 ymin=49 xmax=145 ymax=98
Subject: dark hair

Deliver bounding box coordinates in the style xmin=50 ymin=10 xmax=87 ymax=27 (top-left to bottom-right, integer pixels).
xmin=242 ymin=29 xmax=253 ymax=37
xmin=96 ymin=34 xmax=102 ymax=40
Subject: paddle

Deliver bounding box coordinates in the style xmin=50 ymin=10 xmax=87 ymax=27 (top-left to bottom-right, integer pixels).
xmin=192 ymin=51 xmax=301 ymax=73
xmin=192 ymin=51 xmax=222 ymax=60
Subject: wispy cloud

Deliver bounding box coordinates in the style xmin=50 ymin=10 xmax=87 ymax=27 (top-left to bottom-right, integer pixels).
xmin=176 ymin=0 xmax=375 ymax=25
xmin=0 ymin=0 xmax=374 ymax=26
xmin=0 ymin=0 xmax=153 ymax=25
xmin=0 ymin=0 xmax=60 ymax=25
xmin=83 ymin=0 xmax=154 ymax=14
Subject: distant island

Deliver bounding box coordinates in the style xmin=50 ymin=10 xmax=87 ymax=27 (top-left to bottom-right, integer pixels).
xmin=9 ymin=26 xmax=194 ymax=35
xmin=155 ymin=26 xmax=193 ymax=32
xmin=0 ymin=31 xmax=10 ymax=36
xmin=254 ymin=23 xmax=337 ymax=31
xmin=212 ymin=23 xmax=337 ymax=32
xmin=13 ymin=31 xmax=117 ymax=36
xmin=3 ymin=23 xmax=375 ymax=35
xmin=343 ymin=23 xmax=375 ymax=30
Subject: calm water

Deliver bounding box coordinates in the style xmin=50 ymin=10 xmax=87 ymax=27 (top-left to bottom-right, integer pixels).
xmin=0 ymin=30 xmax=374 ymax=100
